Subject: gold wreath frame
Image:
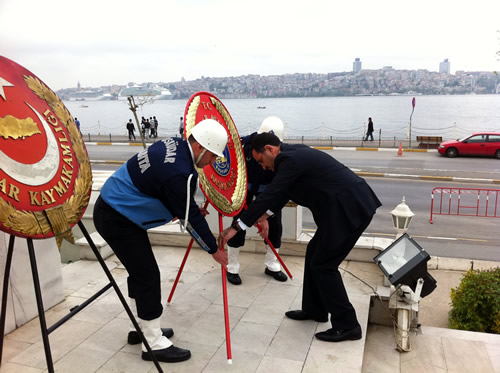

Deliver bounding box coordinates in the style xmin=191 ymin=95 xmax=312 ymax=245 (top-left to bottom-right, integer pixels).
xmin=0 ymin=75 xmax=92 ymax=243
xmin=185 ymin=95 xmax=246 ymax=216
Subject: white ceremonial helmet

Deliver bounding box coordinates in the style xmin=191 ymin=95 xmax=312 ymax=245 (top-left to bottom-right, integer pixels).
xmin=258 ymin=116 xmax=284 ymax=141
xmin=191 ymin=119 xmax=227 ymax=157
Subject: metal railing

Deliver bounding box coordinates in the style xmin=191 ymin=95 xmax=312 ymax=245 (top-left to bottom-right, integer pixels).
xmin=430 ymin=187 xmax=500 ymax=223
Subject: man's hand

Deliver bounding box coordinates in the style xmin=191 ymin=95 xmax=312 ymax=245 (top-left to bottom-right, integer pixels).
xmin=212 ymin=249 xmax=228 ymax=268
xmin=256 ymin=219 xmax=269 ymax=239
xmin=199 ymin=206 xmax=209 ymax=217
xmin=218 ymin=227 xmax=237 ymax=248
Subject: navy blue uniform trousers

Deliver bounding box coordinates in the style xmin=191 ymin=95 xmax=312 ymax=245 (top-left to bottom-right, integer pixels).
xmin=94 ymin=196 xmax=163 ymax=321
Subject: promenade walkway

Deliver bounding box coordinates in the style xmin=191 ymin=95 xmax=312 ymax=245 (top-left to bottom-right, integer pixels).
xmin=81 ymin=134 xmax=418 ymax=150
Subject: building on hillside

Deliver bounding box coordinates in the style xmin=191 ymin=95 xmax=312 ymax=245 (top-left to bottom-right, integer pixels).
xmin=353 ymin=58 xmax=362 ymax=73
xmin=439 ymin=59 xmax=451 ymax=74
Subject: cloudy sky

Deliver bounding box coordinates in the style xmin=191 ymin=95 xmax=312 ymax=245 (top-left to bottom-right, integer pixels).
xmin=1 ymin=0 xmax=499 ymax=90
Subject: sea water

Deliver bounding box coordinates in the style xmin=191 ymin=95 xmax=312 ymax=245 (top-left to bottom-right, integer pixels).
xmin=65 ymin=94 xmax=500 ymax=140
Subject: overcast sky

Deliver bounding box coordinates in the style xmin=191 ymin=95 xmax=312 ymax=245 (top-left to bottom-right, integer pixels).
xmin=1 ymin=0 xmax=499 ymax=90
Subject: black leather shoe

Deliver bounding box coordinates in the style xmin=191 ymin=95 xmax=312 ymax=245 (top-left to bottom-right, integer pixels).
xmin=128 ymin=328 xmax=174 ymax=345
xmin=226 ymin=272 xmax=242 ymax=285
xmin=285 ymin=310 xmax=328 ymax=322
xmin=264 ymin=268 xmax=288 ymax=282
xmin=315 ymin=325 xmax=362 ymax=342
xmin=142 ymin=345 xmax=191 ymax=363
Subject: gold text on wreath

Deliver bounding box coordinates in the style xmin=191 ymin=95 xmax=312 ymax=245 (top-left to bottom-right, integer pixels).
xmin=0 ymin=109 xmax=74 ymax=205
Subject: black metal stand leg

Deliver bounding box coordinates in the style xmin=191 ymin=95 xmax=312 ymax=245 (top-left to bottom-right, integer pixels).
xmin=27 ymin=238 xmax=54 ymax=373
xmin=78 ymin=221 xmax=163 ymax=373
xmin=0 ymin=235 xmax=15 ymax=367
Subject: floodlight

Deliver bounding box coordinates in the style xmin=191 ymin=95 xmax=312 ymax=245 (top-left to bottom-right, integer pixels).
xmin=374 ymin=233 xmax=436 ymax=297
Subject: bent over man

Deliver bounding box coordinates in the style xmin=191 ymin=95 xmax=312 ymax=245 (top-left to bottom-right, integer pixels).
xmin=219 ymin=133 xmax=381 ymax=343
xmin=227 ymin=116 xmax=287 ymax=285
xmin=94 ymin=119 xmax=228 ymax=363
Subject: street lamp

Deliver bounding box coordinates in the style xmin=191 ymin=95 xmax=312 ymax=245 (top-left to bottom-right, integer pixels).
xmin=391 ymin=197 xmax=414 ymax=238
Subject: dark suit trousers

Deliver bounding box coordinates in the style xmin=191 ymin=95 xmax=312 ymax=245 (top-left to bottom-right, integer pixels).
xmin=302 ymin=217 xmax=372 ymax=330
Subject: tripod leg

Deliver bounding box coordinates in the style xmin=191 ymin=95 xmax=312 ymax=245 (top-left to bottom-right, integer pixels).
xmin=0 ymin=235 xmax=15 ymax=367
xmin=78 ymin=222 xmax=163 ymax=373
xmin=27 ymin=238 xmax=54 ymax=373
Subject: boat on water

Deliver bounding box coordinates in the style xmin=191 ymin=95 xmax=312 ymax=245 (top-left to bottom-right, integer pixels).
xmin=68 ymin=91 xmax=114 ymax=101
xmin=118 ymin=85 xmax=173 ymax=100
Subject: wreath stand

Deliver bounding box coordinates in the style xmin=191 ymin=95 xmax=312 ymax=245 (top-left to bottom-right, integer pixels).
xmin=166 ymin=204 xmax=294 ymax=364
xmin=0 ymin=221 xmax=164 ymax=373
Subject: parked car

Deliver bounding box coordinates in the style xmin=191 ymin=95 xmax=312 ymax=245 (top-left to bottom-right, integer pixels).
xmin=438 ymin=132 xmax=500 ymax=159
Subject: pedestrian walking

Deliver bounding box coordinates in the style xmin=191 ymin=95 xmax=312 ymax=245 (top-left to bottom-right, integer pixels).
xmin=365 ymin=117 xmax=374 ymax=141
xmin=153 ymin=116 xmax=158 ymax=138
xmin=126 ymin=119 xmax=136 ymax=141
xmin=179 ymin=117 xmax=184 ymax=138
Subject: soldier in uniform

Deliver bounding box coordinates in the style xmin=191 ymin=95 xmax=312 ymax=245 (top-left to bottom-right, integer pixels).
xmin=226 ymin=116 xmax=287 ymax=285
xmin=219 ymin=132 xmax=381 ymax=343
xmin=94 ymin=119 xmax=228 ymax=363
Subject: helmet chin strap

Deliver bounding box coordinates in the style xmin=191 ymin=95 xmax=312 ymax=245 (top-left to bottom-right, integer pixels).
xmin=195 ymin=148 xmax=207 ymax=167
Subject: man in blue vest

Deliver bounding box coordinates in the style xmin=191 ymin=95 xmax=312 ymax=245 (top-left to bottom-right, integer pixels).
xmin=219 ymin=132 xmax=381 ymax=343
xmin=94 ymin=119 xmax=228 ymax=363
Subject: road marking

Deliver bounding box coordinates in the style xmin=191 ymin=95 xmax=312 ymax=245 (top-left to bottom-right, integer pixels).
xmin=427 ymin=236 xmax=457 ymax=240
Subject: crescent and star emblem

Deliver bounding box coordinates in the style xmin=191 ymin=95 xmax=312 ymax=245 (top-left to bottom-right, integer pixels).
xmin=0 ymin=79 xmax=61 ymax=186
xmin=0 ymin=56 xmax=93 ymax=242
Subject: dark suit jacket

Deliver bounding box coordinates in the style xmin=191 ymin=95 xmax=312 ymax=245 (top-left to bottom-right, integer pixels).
xmin=239 ymin=144 xmax=381 ymax=241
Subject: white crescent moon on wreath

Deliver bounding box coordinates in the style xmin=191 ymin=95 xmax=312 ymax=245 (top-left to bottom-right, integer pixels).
xmin=0 ymin=102 xmax=61 ymax=186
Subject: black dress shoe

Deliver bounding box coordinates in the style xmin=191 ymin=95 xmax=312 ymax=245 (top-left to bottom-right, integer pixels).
xmin=142 ymin=345 xmax=191 ymax=363
xmin=227 ymin=272 xmax=242 ymax=285
xmin=264 ymin=268 xmax=288 ymax=282
xmin=285 ymin=309 xmax=328 ymax=322
xmin=315 ymin=325 xmax=362 ymax=342
xmin=128 ymin=328 xmax=174 ymax=345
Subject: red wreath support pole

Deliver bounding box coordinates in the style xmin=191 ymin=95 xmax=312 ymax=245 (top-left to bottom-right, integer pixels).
xmin=167 ymin=201 xmax=210 ymax=304
xmin=255 ymin=224 xmax=293 ymax=280
xmin=167 ymin=238 xmax=194 ymax=304
xmin=219 ymin=213 xmax=232 ymax=364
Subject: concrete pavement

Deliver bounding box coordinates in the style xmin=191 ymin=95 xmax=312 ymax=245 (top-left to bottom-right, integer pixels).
xmin=2 ymin=242 xmax=499 ymax=372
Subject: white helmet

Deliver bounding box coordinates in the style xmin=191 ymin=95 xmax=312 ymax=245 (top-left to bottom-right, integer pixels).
xmin=190 ymin=119 xmax=227 ymax=157
xmin=258 ymin=116 xmax=284 ymax=140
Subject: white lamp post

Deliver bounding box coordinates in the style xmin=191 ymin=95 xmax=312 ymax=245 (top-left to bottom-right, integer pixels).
xmin=391 ymin=197 xmax=415 ymax=239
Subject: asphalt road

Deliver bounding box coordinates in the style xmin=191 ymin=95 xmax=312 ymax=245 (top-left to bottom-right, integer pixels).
xmin=86 ymin=145 xmax=500 ymax=262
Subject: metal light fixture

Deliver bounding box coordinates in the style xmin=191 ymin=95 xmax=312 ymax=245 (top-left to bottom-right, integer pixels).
xmin=391 ymin=197 xmax=415 ymax=238
xmin=374 ymin=233 xmax=436 ymax=298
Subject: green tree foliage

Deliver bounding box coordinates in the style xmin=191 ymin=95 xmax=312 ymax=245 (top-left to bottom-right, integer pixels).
xmin=449 ymin=268 xmax=500 ymax=334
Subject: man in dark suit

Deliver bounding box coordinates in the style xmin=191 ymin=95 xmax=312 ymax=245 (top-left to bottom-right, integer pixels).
xmin=219 ymin=133 xmax=381 ymax=342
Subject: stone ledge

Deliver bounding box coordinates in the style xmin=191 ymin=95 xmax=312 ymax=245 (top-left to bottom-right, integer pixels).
xmin=427 ymin=256 xmax=499 ymax=271
xmin=75 ymin=231 xmax=113 ymax=260
xmin=148 ymin=227 xmax=393 ymax=263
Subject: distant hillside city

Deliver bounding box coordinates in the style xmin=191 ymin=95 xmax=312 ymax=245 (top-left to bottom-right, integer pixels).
xmin=57 ymin=58 xmax=500 ymax=101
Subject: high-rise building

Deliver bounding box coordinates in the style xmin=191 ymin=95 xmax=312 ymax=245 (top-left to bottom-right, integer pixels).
xmin=353 ymin=58 xmax=362 ymax=73
xmin=439 ymin=59 xmax=451 ymax=74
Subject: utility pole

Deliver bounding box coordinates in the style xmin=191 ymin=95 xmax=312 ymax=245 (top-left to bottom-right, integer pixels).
xmin=409 ymin=97 xmax=415 ymax=149
xmin=127 ymin=96 xmax=147 ymax=149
